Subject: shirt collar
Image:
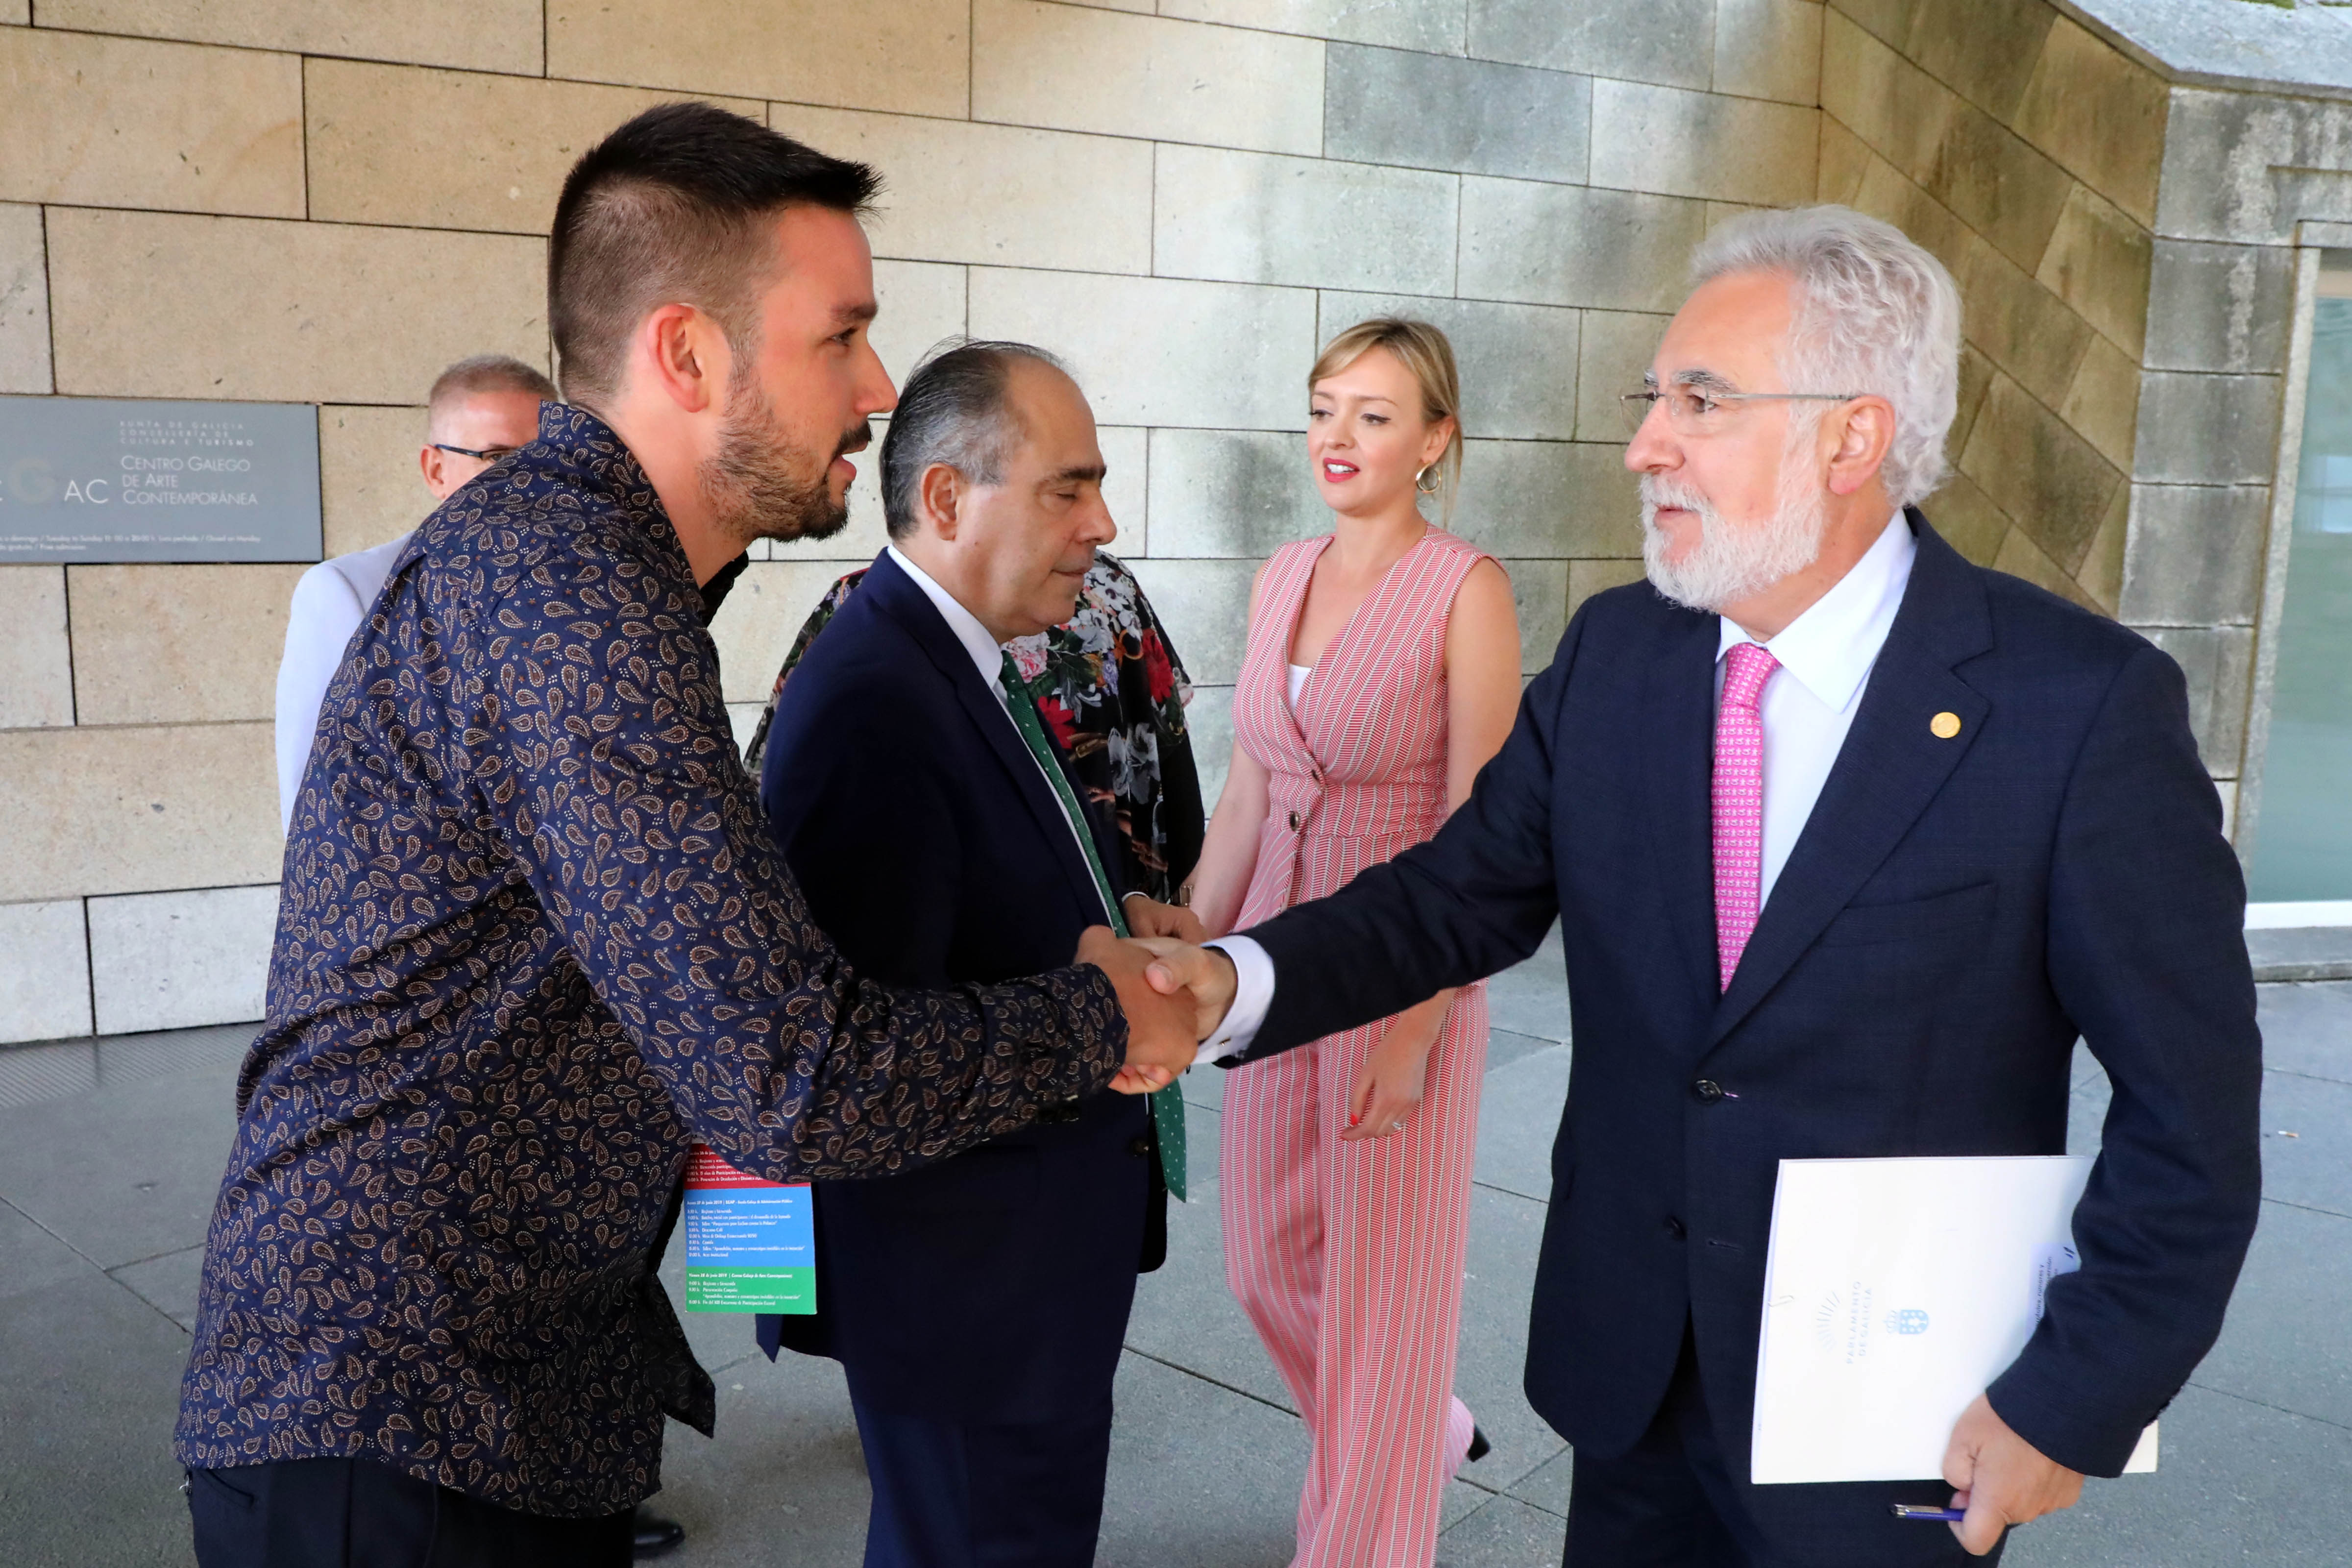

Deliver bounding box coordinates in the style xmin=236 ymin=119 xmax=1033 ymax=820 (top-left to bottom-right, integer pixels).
xmin=887 ymin=544 xmax=1010 ymax=694
xmin=1717 ymin=511 xmax=1916 ymax=714
xmin=510 ymin=401 xmax=697 ymax=590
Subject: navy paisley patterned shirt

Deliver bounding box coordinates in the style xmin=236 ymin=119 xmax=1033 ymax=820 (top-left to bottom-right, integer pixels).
xmin=174 ymin=404 xmax=1126 ymax=1516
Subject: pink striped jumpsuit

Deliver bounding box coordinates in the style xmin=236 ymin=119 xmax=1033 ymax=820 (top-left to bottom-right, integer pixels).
xmin=1222 ymin=528 xmax=1494 ymax=1568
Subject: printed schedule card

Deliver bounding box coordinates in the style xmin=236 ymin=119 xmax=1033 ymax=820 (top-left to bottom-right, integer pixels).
xmin=683 ymin=1144 xmax=814 ymax=1315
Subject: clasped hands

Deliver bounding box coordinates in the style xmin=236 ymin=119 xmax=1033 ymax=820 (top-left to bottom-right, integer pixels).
xmin=1077 ymin=914 xmax=1435 ymax=1132
xmin=1072 ymin=905 xmax=1237 ymax=1096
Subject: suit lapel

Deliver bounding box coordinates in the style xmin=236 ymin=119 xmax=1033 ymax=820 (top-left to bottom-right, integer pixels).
xmin=1707 ymin=515 xmax=1994 ymax=1047
xmin=863 ymin=553 xmax=1110 ymax=926
xmin=1645 ymin=607 xmax=1725 ymax=1008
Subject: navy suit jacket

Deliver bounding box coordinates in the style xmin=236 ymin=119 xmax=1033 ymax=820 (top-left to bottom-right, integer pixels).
xmin=1236 ymin=513 xmax=2262 ymax=1486
xmin=753 ymin=550 xmax=1159 ymax=1423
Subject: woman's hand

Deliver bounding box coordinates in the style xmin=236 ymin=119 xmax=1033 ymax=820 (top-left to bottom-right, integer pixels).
xmin=1124 ymin=894 xmax=1206 ymax=943
xmin=1342 ymin=994 xmax=1447 ymax=1141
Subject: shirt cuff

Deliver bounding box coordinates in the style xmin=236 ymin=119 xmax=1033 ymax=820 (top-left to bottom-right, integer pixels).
xmin=1198 ymin=936 xmax=1274 ymax=1065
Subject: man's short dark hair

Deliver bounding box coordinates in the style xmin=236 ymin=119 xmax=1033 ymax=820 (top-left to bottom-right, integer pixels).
xmin=881 ymin=340 xmax=1070 ymax=540
xmin=549 ymin=101 xmax=881 ymax=408
xmin=425 ymin=354 xmax=557 ymax=434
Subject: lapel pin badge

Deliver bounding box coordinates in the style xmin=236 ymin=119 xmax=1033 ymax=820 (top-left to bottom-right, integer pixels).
xmin=1930 ymin=711 xmax=1961 ymax=739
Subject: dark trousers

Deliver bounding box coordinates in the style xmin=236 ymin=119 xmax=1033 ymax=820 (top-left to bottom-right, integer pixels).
xmin=851 ymin=1394 xmax=1114 ymax=1568
xmin=1564 ymin=1324 xmax=2001 ymax=1568
xmin=186 ymin=1457 xmax=633 ymax=1568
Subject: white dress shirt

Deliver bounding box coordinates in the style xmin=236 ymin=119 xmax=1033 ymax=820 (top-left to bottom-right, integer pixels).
xmin=273 ymin=532 xmax=411 ymax=832
xmin=1202 ymin=512 xmax=1918 ymax=1060
xmin=884 ymin=545 xmax=1127 ymax=931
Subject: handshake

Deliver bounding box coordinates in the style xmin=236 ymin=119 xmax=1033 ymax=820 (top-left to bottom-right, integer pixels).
xmin=1074 ymin=906 xmax=1240 ymax=1095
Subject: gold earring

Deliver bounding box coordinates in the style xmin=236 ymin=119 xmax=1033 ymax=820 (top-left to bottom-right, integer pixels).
xmin=1416 ymin=466 xmax=1442 ymax=494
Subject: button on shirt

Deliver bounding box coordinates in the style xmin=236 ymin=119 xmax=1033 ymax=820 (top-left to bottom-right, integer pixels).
xmin=177 ymin=405 xmax=1126 ymax=1517
xmin=1204 ymin=512 xmax=1918 ymax=1058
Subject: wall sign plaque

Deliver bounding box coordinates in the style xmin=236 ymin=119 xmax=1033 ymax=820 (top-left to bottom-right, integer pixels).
xmin=0 ymin=395 xmax=323 ymax=563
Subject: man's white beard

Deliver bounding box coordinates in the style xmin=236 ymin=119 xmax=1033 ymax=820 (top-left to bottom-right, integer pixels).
xmin=1640 ymin=465 xmax=1829 ymax=614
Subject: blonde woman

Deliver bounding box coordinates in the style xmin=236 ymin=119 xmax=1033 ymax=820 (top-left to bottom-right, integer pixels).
xmin=1186 ymin=320 xmax=1520 ymax=1566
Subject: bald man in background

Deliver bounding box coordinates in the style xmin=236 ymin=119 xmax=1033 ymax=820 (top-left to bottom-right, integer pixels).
xmin=273 ymin=355 xmax=555 ymax=828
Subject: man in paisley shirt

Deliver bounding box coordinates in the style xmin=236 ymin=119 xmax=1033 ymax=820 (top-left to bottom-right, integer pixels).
xmin=176 ymin=102 xmax=1199 ymax=1567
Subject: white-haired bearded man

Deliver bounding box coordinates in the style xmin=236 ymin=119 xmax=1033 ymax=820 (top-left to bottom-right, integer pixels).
xmin=1135 ymin=205 xmax=2262 ymax=1565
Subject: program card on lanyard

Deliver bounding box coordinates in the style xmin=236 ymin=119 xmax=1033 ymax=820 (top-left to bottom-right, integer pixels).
xmin=682 ymin=1144 xmax=814 ymax=1314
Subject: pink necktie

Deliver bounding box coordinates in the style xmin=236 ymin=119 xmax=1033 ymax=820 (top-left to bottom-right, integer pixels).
xmin=1714 ymin=641 xmax=1780 ymax=992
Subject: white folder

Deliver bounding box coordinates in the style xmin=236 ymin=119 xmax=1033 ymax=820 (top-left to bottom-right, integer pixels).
xmin=1750 ymin=1155 xmax=2158 ymax=1485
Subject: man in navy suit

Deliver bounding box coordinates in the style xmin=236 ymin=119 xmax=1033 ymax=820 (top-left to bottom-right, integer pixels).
xmin=754 ymin=341 xmax=1199 ymax=1567
xmin=1137 ymin=207 xmax=2263 ymax=1565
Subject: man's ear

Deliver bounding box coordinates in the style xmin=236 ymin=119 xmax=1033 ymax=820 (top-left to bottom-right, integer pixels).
xmin=635 ymin=302 xmax=729 ymax=416
xmin=917 ymin=462 xmax=963 ymax=542
xmin=1824 ymin=395 xmax=1896 ymax=498
xmin=418 ymin=445 xmax=441 ymax=492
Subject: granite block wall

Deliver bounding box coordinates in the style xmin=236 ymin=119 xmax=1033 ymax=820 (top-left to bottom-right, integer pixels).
xmin=1814 ymin=0 xmax=2308 ymax=841
xmin=1816 ymin=1 xmax=2155 ymax=623
xmin=0 ymin=0 xmax=1835 ymax=1043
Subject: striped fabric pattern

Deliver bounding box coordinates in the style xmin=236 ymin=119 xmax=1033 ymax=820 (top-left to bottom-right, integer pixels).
xmin=1221 ymin=528 xmax=1494 ymax=1568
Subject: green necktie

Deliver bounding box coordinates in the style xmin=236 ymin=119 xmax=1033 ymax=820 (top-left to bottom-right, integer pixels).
xmin=998 ymin=652 xmax=1186 ymax=1201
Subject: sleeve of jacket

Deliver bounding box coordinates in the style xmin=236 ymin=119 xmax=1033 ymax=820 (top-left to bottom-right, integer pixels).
xmin=1987 ymin=640 xmax=2264 ymax=1475
xmin=1237 ymin=607 xmax=1583 ymax=1062
xmin=468 ymin=552 xmax=1124 ymax=1184
xmin=274 ymin=562 xmax=368 ymax=833
xmin=761 ymin=674 xmax=962 ymax=988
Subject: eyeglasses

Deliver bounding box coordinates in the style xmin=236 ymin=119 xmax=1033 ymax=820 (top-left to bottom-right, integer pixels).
xmin=430 ymin=442 xmax=522 ymax=462
xmin=1618 ymin=387 xmax=1862 ymax=437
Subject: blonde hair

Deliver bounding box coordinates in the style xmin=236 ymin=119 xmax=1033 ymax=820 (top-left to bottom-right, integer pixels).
xmin=1309 ymin=318 xmax=1464 ymax=528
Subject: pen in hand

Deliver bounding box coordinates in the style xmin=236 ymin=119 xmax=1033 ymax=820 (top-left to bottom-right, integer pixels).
xmin=1889 ymin=1504 xmax=1967 ymax=1522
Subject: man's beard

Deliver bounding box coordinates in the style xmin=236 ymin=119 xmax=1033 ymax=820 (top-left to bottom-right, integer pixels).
xmin=1640 ymin=460 xmax=1828 ymax=614
xmin=697 ymin=370 xmax=866 ymax=547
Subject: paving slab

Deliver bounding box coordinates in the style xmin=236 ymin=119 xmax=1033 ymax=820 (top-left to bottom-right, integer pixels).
xmin=1473 ymin=1043 xmax=1569 ymax=1203
xmin=2190 ymin=1198 xmax=2352 ymax=1430
xmin=2066 ymin=1080 xmax=2108 ymax=1158
xmin=1182 ymin=1100 xmax=1221 ymax=1193
xmin=0 ymin=1196 xmax=90 ymax=1303
xmin=2256 ymin=980 xmax=2352 ymax=1083
xmin=110 ymin=1243 xmax=206 ymax=1333
xmin=1486 ymin=1027 xmax=1556 ymax=1077
xmin=1097 ymin=1351 xmax=1306 ymax=1568
xmin=630 ymin=1343 xmax=872 ymax=1566
xmin=0 ymin=1269 xmax=199 ymax=1568
xmin=1485 ymin=926 xmax=1570 ymax=1045
xmin=1505 ymin=1444 xmax=1575 ymax=1517
xmin=1183 ymin=1058 xmax=1227 ymax=1114
xmin=2257 ymin=1069 xmax=2352 ymax=1219
xmin=1458 ymin=1184 xmax=1568 ymax=1495
xmin=2005 ymin=1382 xmax=2352 ymax=1567
xmin=0 ymin=1053 xmax=240 ymax=1269
xmin=0 ymin=1023 xmax=251 ymax=1114
xmin=1433 ymin=1491 xmax=1566 ymax=1568
xmin=1124 ymin=1173 xmax=1299 ymax=1415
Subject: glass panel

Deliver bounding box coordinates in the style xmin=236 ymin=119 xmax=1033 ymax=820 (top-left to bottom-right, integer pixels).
xmin=2249 ymin=294 xmax=2352 ymax=902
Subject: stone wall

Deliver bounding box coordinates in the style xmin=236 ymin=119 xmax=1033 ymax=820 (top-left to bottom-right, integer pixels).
xmin=1815 ymin=0 xmax=2271 ymax=828
xmin=0 ymin=1 xmax=1826 ymax=1043
xmin=2145 ymin=65 xmax=2352 ymax=875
